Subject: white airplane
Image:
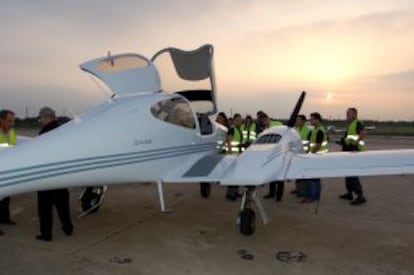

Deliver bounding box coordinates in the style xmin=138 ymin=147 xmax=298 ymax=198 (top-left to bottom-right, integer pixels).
xmin=1 ymin=44 xmax=414 ymax=235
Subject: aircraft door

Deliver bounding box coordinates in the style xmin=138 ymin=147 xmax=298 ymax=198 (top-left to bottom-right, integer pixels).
xmin=151 ymin=45 xmax=217 ymax=116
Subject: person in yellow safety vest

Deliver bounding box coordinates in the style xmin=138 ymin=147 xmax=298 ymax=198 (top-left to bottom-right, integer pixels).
xmin=0 ymin=109 xmax=18 ymax=235
xmin=215 ymin=112 xmax=230 ymax=153
xmin=300 ymin=112 xmax=328 ymax=203
xmin=339 ymin=107 xmax=367 ymax=205
xmin=225 ymin=113 xmax=244 ymax=201
xmin=226 ymin=113 xmax=245 ymax=155
xmin=241 ymin=115 xmax=256 ymax=148
xmin=259 ymin=113 xmax=285 ymax=201
xmin=290 ymin=114 xmax=311 ymax=197
xmin=295 ymin=114 xmax=311 ymax=153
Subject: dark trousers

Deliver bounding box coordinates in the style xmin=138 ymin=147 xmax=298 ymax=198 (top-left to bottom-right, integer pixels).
xmin=306 ymin=179 xmax=321 ymax=201
xmin=295 ymin=179 xmax=307 ymax=196
xmin=345 ymin=177 xmax=363 ymax=196
xmin=0 ymin=197 xmax=11 ymax=222
xmin=268 ymin=181 xmax=285 ymax=200
xmin=226 ymin=186 xmax=239 ymax=200
xmin=38 ymin=189 xmax=73 ymax=238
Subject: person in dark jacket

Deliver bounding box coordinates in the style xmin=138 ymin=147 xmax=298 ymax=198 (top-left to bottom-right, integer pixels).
xmin=36 ymin=107 xmax=73 ymax=241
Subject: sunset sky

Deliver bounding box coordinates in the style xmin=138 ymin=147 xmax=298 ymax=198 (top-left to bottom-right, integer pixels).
xmin=1 ymin=0 xmax=414 ymax=120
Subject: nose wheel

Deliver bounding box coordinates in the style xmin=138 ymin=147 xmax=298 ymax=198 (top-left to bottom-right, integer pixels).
xmin=239 ymin=207 xmax=256 ymax=235
xmin=237 ymin=187 xmax=268 ymax=236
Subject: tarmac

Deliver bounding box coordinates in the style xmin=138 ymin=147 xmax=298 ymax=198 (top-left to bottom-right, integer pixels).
xmin=1 ymin=135 xmax=413 ymax=275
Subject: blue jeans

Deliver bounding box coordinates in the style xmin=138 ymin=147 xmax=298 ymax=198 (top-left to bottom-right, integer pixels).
xmin=307 ymin=179 xmax=321 ymax=201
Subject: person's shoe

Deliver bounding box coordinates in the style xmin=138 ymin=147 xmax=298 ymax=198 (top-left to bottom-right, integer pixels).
xmin=350 ymin=196 xmax=367 ymax=205
xmin=275 ymin=197 xmax=282 ymax=202
xmin=290 ymin=189 xmax=298 ymax=195
xmin=36 ymin=235 xmax=52 ymax=241
xmin=0 ymin=229 xmax=4 ymax=236
xmin=339 ymin=193 xmax=353 ymax=201
xmin=63 ymin=226 xmax=74 ymax=236
xmin=263 ymin=194 xmax=274 ymax=199
xmin=300 ymin=198 xmax=312 ymax=204
xmin=0 ymin=220 xmax=16 ymax=225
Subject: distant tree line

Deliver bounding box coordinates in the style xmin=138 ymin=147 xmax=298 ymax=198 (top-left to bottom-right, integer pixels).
xmin=14 ymin=116 xmax=71 ymax=128
xmin=14 ymin=116 xmax=414 ymax=136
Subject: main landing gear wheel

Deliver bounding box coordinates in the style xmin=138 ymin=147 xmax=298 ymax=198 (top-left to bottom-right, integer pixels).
xmin=199 ymin=182 xmax=211 ymax=198
xmin=239 ymin=208 xmax=256 ymax=235
xmin=80 ymin=186 xmax=106 ymax=214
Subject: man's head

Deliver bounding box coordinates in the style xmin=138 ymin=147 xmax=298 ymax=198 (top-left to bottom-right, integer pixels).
xmin=38 ymin=106 xmax=56 ymax=126
xmin=233 ymin=113 xmax=242 ymax=127
xmin=0 ymin=109 xmax=15 ymax=133
xmin=346 ymin=107 xmax=358 ymax=122
xmin=295 ymin=114 xmax=307 ymax=127
xmin=259 ymin=112 xmax=271 ymax=128
xmin=216 ymin=112 xmax=228 ymax=126
xmin=310 ymin=112 xmax=322 ymax=127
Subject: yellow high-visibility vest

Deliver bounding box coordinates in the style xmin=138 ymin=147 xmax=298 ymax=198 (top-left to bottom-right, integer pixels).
xmin=270 ymin=120 xmax=282 ymax=127
xmin=295 ymin=125 xmax=311 ymax=153
xmin=0 ymin=129 xmax=16 ymax=148
xmin=242 ymin=123 xmax=256 ymax=143
xmin=345 ymin=119 xmax=365 ymax=151
xmin=229 ymin=126 xmax=243 ymax=154
xmin=309 ymin=125 xmax=328 ymax=154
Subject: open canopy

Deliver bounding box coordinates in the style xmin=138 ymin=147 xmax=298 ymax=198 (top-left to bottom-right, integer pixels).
xmin=151 ymin=44 xmax=217 ymax=115
xmin=80 ymin=53 xmax=161 ymax=96
xmin=80 ymin=45 xmax=217 ymax=115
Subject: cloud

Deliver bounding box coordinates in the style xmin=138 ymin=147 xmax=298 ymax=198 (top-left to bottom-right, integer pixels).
xmin=1 ymin=1 xmax=414 ymax=120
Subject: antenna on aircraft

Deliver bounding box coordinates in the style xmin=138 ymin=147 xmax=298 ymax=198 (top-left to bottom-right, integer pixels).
xmin=286 ymin=91 xmax=306 ymax=128
xmin=107 ymin=50 xmax=114 ymax=66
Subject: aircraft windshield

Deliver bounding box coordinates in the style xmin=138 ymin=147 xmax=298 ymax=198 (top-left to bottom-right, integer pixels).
xmin=151 ymin=97 xmax=196 ymax=129
xmin=255 ymin=134 xmax=282 ymax=144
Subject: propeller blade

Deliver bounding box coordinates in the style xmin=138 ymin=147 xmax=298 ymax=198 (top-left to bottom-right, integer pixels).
xmin=286 ymin=91 xmax=306 ymax=128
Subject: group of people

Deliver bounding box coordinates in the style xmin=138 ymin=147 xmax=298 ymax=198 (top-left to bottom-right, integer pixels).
xmin=215 ymin=107 xmax=367 ymax=206
xmin=0 ymin=107 xmax=73 ymax=240
xmin=0 ymin=105 xmax=368 ymax=239
xmin=216 ymin=111 xmax=283 ymax=200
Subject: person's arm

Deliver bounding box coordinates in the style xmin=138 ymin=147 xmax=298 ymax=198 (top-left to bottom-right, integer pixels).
xmin=356 ymin=122 xmax=367 ymax=145
xmin=226 ymin=128 xmax=234 ymax=154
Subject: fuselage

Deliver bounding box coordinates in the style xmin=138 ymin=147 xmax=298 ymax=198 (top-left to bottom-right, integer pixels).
xmin=0 ymin=93 xmax=223 ymax=197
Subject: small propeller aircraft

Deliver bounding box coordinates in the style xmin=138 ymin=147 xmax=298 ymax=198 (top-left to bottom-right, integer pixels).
xmin=1 ymin=44 xmax=413 ymax=235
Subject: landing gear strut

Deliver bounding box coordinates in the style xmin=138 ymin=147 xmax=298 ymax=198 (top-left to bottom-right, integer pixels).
xmin=238 ymin=187 xmax=268 ymax=236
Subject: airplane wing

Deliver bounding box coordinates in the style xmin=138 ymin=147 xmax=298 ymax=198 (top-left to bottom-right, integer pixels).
xmin=285 ymin=150 xmax=414 ymax=179
xmin=217 ymin=146 xmax=414 ymax=186
xmin=163 ymin=145 xmax=414 ymax=186
xmin=17 ymin=135 xmax=33 ymax=144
